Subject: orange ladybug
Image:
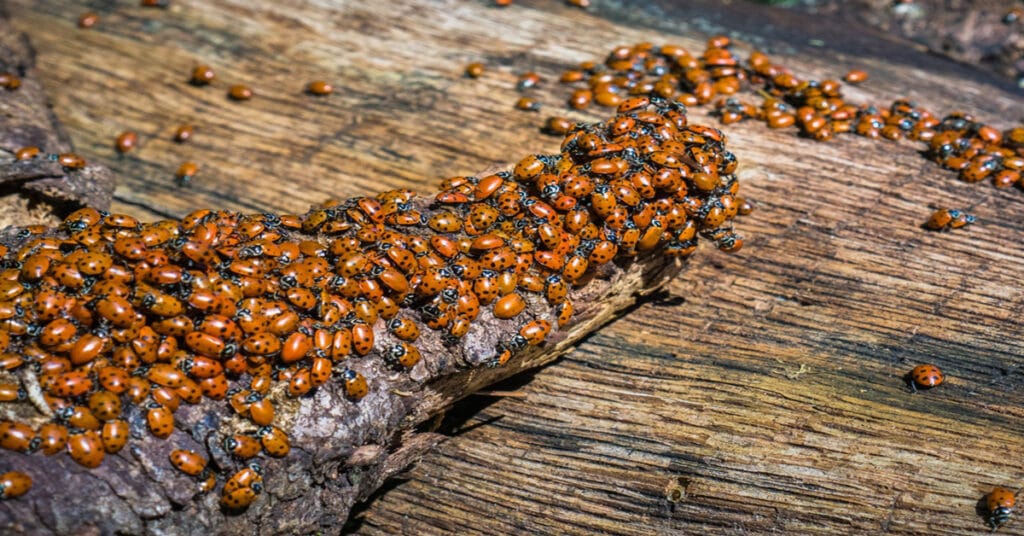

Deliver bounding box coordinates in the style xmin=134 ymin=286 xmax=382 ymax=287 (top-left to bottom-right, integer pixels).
xmin=0 ymin=471 xmax=31 ymax=499
xmin=68 ymin=430 xmax=105 ymax=468
xmin=221 ymin=486 xmax=260 ymax=510
xmin=258 ymin=426 xmax=290 ymax=457
xmin=341 ymin=369 xmax=368 ymax=400
xmin=908 ymin=364 xmax=944 ymax=392
xmin=169 ymin=449 xmax=207 ymax=476
xmin=988 ymin=487 xmax=1017 ymax=530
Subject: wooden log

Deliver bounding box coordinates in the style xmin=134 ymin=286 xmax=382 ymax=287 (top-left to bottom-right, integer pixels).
xmin=0 ymin=4 xmax=730 ymax=529
xmin=3 ymin=0 xmax=1024 ymax=534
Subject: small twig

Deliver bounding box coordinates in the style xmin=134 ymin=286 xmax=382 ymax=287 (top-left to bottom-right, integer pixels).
xmin=473 ymin=390 xmax=528 ymax=398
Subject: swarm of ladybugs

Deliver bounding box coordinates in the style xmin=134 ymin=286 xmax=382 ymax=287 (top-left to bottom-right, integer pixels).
xmin=0 ymin=97 xmax=743 ymax=510
xmin=489 ymin=36 xmax=1023 ymax=199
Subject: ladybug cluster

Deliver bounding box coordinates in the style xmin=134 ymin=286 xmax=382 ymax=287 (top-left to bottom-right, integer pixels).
xmin=491 ymin=37 xmax=1023 ymax=211
xmin=0 ymin=97 xmax=743 ymax=510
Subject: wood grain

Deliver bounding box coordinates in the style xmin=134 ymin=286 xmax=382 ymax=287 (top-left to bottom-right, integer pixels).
xmin=5 ymin=0 xmax=1024 ymax=534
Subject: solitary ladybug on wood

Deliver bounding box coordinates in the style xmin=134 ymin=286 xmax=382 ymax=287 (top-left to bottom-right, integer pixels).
xmin=987 ymin=487 xmax=1017 ymax=531
xmin=907 ymin=364 xmax=944 ymax=393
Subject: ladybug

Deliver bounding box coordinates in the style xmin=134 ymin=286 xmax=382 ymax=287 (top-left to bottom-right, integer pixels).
xmin=198 ymin=471 xmax=217 ymax=494
xmin=493 ymin=293 xmax=525 ymax=319
xmin=987 ymin=487 xmax=1017 ymax=530
xmin=101 ymin=419 xmax=130 ymax=453
xmin=307 ymin=80 xmax=333 ymax=96
xmin=0 ymin=382 xmax=24 ymax=403
xmin=190 ymin=65 xmax=215 ymax=85
xmin=57 ymin=153 xmax=86 ymax=170
xmin=176 ymin=379 xmax=202 ymax=405
xmin=248 ymin=396 xmax=275 ymax=426
xmin=351 ymin=322 xmax=374 ymax=356
xmin=513 ymin=155 xmax=546 ymax=182
xmin=173 ymin=124 xmax=194 ymax=142
xmin=924 ymin=209 xmax=953 ymax=230
xmin=115 ymin=131 xmax=138 ymax=153
xmin=341 ymin=369 xmax=369 ymax=400
xmin=281 ymin=331 xmax=313 ymax=363
xmin=0 ymin=421 xmax=37 ymax=453
xmin=562 ymin=255 xmax=589 ymax=283
xmin=185 ymin=331 xmax=226 ymax=359
xmin=68 ymin=430 xmax=105 ymax=468
xmin=176 ymin=162 xmax=199 ymax=186
xmin=515 ymin=97 xmax=541 ymax=112
xmin=387 ymin=317 xmax=420 ymax=342
xmin=125 ymin=377 xmax=152 ymax=405
xmin=543 ymin=116 xmax=573 ymax=136
xmin=427 ymin=212 xmax=463 ymax=233
xmin=38 ymin=319 xmax=78 ymax=348
xmin=61 ymin=406 xmax=101 ymax=431
xmin=288 ymin=368 xmax=313 ymax=398
xmin=515 ymin=71 xmax=541 ymax=90
xmin=844 ymin=69 xmax=868 ymax=84
xmin=169 ymin=449 xmax=207 ymax=476
xmin=149 ymin=363 xmax=187 ymax=389
xmin=14 ymin=146 xmax=40 ymax=160
xmin=37 ymin=423 xmax=68 ymax=455
xmin=242 ymin=332 xmax=282 ymax=356
xmin=258 ymin=426 xmax=290 ymax=457
xmin=146 ymin=403 xmax=175 ymax=439
xmin=494 ymin=347 xmax=512 ymax=366
xmin=448 ymin=316 xmax=471 ymax=339
xmin=464 ymin=62 xmax=485 ymax=78
xmin=568 ymin=89 xmax=592 ymax=110
xmin=199 ymin=374 xmax=230 ymax=400
xmin=387 ymin=342 xmax=422 ymax=368
xmin=221 ymin=486 xmax=260 ymax=510
xmin=224 ymin=434 xmax=262 ymax=460
xmin=310 ymin=357 xmax=332 ymax=387
xmin=519 ymin=320 xmax=552 ymax=345
xmin=88 ymin=390 xmax=122 ymax=421
xmin=556 ymin=301 xmax=574 ymax=328
xmin=224 ymin=463 xmax=263 ymax=494
xmin=331 ymin=329 xmax=353 ymax=360
xmin=908 ymin=364 xmax=944 ymax=392
xmin=544 ymin=275 xmax=568 ymax=305
xmin=0 ymin=471 xmax=31 ymax=499
xmin=228 ymin=84 xmax=254 ymax=101
xmin=183 ymin=356 xmax=223 ymax=379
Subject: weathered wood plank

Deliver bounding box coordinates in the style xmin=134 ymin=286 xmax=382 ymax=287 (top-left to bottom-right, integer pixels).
xmin=5 ymin=0 xmax=1024 ymax=534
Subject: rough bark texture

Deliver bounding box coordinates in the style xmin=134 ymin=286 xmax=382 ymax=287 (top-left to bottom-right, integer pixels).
xmin=1 ymin=0 xmax=1023 ymax=535
xmin=0 ymin=7 xmax=115 ymax=226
